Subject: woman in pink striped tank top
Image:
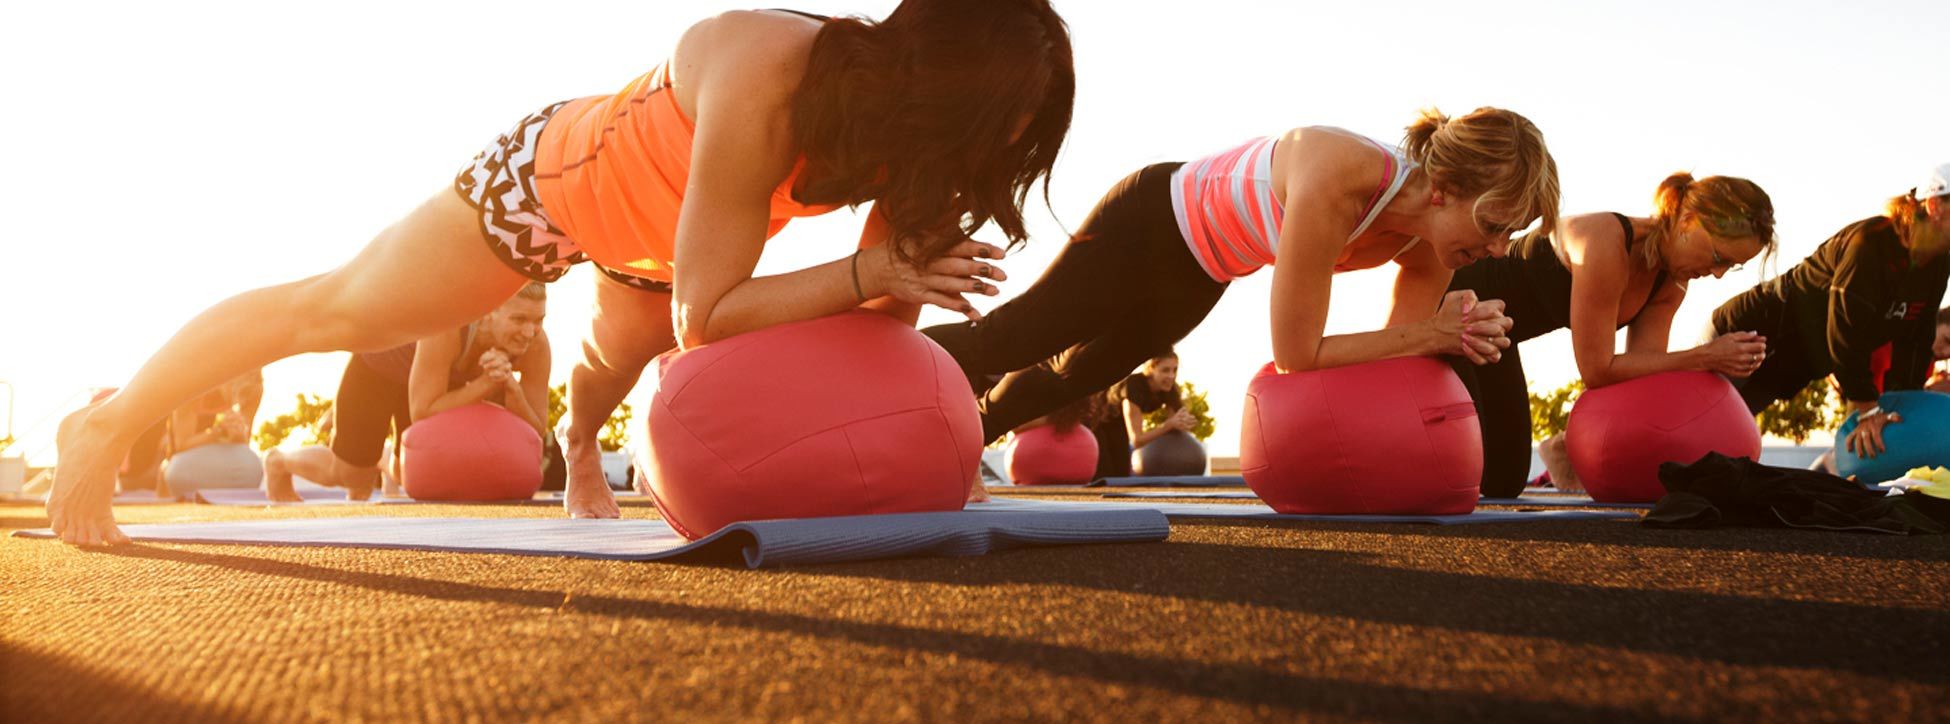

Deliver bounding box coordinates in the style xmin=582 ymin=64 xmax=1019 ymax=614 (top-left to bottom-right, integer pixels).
xmin=925 ymin=108 xmax=1561 ymax=444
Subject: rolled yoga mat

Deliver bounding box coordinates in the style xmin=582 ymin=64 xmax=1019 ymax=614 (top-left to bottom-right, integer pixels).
xmin=14 ymin=508 xmax=1169 ymax=568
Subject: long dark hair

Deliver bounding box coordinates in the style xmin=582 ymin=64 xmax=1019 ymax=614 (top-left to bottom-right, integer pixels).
xmin=790 ymin=0 xmax=1074 ymax=264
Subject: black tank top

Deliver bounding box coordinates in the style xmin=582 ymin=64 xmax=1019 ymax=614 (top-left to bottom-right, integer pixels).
xmin=1466 ymin=213 xmax=1669 ymax=342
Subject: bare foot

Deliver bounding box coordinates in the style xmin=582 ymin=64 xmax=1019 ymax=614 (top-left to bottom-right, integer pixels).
xmin=964 ymin=471 xmax=991 ymax=503
xmin=48 ymin=406 xmax=132 ymax=545
xmin=1538 ymin=433 xmax=1584 ymax=493
xmin=562 ymin=429 xmax=620 ymax=519
xmin=261 ymin=450 xmax=305 ymax=503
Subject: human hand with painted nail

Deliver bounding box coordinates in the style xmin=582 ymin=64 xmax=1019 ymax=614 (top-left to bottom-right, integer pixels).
xmin=1429 ymin=290 xmax=1512 ymax=365
xmin=873 ymin=236 xmax=1009 ymax=322
xmin=1696 ymin=331 xmax=1768 ymax=378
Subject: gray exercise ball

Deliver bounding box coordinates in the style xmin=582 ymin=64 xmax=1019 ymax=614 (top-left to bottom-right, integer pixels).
xmin=1133 ymin=430 xmax=1207 ymax=476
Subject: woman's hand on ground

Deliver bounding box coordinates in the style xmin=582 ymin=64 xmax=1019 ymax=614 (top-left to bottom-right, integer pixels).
xmin=1697 ymin=332 xmax=1767 ymax=378
xmin=1429 ymin=291 xmax=1512 ymax=365
xmin=873 ymin=239 xmax=1007 ymax=321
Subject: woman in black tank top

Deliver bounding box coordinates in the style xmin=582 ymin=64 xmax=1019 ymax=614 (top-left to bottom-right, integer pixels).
xmin=263 ymin=285 xmax=557 ymax=502
xmin=1446 ymin=174 xmax=1777 ymax=497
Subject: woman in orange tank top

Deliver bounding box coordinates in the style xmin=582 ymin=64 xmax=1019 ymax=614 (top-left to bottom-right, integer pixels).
xmin=49 ymin=1 xmax=1077 ymax=544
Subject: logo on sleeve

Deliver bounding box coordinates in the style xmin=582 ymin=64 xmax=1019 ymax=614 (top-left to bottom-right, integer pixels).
xmin=1885 ymin=301 xmax=1924 ymax=321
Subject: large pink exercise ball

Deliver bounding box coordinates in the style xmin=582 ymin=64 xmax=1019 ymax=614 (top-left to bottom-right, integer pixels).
xmin=1241 ymin=358 xmax=1482 ymax=515
xmin=1006 ymin=424 xmax=1099 ymax=485
xmin=642 ymin=311 xmax=981 ymax=539
xmin=1566 ymin=371 xmax=1762 ymax=503
xmin=400 ymin=402 xmax=543 ymax=501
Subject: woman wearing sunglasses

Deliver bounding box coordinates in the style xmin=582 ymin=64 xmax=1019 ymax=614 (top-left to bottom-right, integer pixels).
xmin=1448 ymin=173 xmax=1777 ymax=496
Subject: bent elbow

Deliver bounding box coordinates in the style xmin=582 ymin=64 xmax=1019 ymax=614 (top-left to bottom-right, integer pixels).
xmin=672 ymin=300 xmax=716 ymax=352
xmin=1578 ymin=367 xmax=1621 ymax=389
xmin=1271 ymin=350 xmax=1320 ymax=375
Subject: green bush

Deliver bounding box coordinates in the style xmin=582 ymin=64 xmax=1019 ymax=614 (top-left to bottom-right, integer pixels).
xmin=1144 ymin=381 xmax=1217 ymax=442
xmin=600 ymin=403 xmax=632 ymax=453
xmin=1756 ymin=377 xmax=1835 ymax=444
xmin=253 ymin=393 xmax=334 ymax=450
xmin=549 ymin=383 xmax=633 ymax=452
xmin=548 ymin=383 xmax=568 ymax=433
xmin=1527 ymin=380 xmax=1584 ymax=441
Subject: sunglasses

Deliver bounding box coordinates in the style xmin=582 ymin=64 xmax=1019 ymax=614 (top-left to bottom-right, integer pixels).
xmin=1705 ymin=235 xmax=1745 ymax=273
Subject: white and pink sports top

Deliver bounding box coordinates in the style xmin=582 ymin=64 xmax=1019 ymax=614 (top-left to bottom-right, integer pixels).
xmin=1169 ymin=129 xmax=1418 ymax=283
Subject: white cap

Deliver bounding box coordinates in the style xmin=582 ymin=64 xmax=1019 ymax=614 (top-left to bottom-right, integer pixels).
xmin=1918 ymin=162 xmax=1950 ymax=200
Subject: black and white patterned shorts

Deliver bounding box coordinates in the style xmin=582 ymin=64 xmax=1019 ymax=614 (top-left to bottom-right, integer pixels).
xmin=452 ymin=102 xmax=582 ymax=282
xmin=452 ymin=102 xmax=674 ymax=294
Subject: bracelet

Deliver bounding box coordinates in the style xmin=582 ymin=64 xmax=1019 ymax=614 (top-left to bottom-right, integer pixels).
xmin=1858 ymin=406 xmax=1882 ymax=419
xmin=849 ymin=250 xmax=867 ymax=302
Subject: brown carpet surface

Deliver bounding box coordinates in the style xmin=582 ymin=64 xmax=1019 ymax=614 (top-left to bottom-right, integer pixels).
xmin=3 ymin=494 xmax=1946 ymax=723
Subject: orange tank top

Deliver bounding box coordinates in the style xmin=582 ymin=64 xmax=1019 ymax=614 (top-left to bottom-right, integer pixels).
xmin=533 ymin=64 xmax=841 ymax=282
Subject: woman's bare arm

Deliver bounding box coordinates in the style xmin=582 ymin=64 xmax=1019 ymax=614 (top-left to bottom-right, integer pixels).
xmin=409 ymin=333 xmax=498 ymax=421
xmin=1562 ymin=214 xmax=1700 ymax=387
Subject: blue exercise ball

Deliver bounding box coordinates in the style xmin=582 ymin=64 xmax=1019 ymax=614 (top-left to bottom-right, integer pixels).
xmin=1833 ymin=390 xmax=1950 ymax=484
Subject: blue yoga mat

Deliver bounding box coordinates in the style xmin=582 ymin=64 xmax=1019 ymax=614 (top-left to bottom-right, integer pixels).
xmin=197 ymin=488 xmax=402 ymax=506
xmin=1477 ymin=497 xmax=1653 ymax=510
xmin=193 ymin=488 xmax=650 ymax=506
xmin=1086 ymin=475 xmax=1248 ymax=488
xmin=21 ymin=490 xmax=183 ymax=505
xmin=1098 ymin=491 xmax=1653 ymax=510
xmin=13 ymin=508 xmax=1169 ymax=568
xmin=973 ymin=498 xmax=1639 ymax=525
xmin=1102 ymin=491 xmax=1260 ymax=499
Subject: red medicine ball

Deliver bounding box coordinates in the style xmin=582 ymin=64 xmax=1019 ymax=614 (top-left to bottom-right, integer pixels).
xmin=1241 ymin=357 xmax=1482 ymax=515
xmin=642 ymin=311 xmax=981 ymax=539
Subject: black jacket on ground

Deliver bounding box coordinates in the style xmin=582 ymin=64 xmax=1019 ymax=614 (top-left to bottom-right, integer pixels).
xmin=1647 ymin=453 xmax=1947 ymax=534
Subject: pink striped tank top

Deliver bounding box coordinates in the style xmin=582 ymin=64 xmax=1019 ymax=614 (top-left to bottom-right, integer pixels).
xmin=1169 ymin=130 xmax=1416 ymax=283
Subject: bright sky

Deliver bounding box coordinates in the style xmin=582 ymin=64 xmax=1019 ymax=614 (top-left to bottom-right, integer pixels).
xmin=3 ymin=0 xmax=1947 ymax=465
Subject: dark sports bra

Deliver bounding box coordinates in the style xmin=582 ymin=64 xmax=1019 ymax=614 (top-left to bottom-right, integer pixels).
xmin=1609 ymin=212 xmax=1670 ymax=326
xmin=771 ymin=9 xmax=831 ymax=22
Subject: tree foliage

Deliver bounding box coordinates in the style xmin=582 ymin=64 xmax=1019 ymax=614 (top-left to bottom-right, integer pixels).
xmin=1144 ymin=381 xmax=1218 ymax=442
xmin=1528 ymin=380 xmax=1584 ymax=441
xmin=1755 ymin=377 xmax=1836 ymax=444
xmin=549 ymin=383 xmax=633 ymax=452
xmin=253 ymin=393 xmax=334 ymax=450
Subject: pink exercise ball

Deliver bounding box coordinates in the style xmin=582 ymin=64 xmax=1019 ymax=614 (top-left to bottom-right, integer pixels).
xmin=1006 ymin=424 xmax=1100 ymax=485
xmin=1565 ymin=371 xmax=1762 ymax=503
xmin=1241 ymin=358 xmax=1482 ymax=515
xmin=642 ymin=311 xmax=981 ymax=539
xmin=401 ymin=402 xmax=543 ymax=501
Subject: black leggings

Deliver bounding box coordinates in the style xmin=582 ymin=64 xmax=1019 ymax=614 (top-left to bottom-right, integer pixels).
xmin=1711 ymin=287 xmax=1823 ymax=414
xmin=923 ymin=163 xmax=1228 ymax=443
xmin=329 ymin=356 xmax=414 ymax=469
xmin=1446 ymin=254 xmax=1573 ymax=498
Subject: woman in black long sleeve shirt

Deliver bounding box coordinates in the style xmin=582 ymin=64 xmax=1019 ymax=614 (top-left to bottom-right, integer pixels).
xmin=1712 ymin=166 xmax=1950 ymax=458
